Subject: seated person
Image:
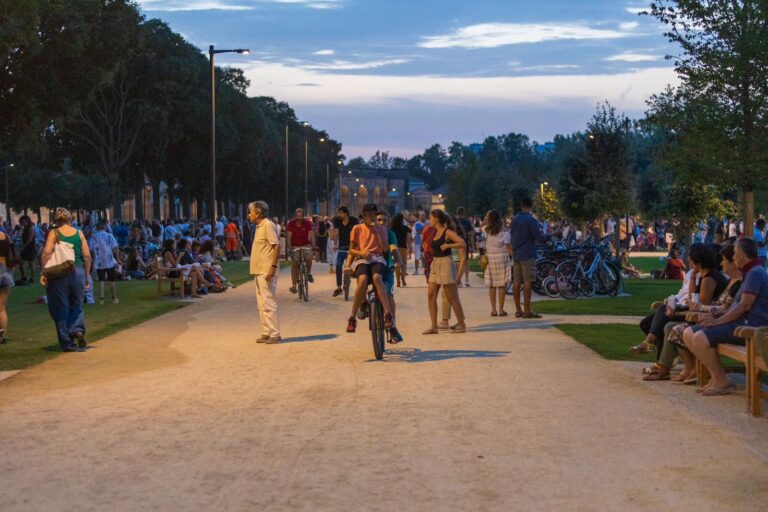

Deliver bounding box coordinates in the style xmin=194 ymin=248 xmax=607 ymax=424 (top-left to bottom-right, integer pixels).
xmin=644 ymin=243 xmax=741 ymax=382
xmin=124 ymin=247 xmax=147 ymax=279
xmin=345 ymin=203 xmax=394 ymax=333
xmin=662 ymin=247 xmax=686 ymax=280
xmin=620 ymin=251 xmax=642 ymax=278
xmin=683 ymin=238 xmax=768 ymax=395
xmin=631 ymin=244 xmax=726 ymax=354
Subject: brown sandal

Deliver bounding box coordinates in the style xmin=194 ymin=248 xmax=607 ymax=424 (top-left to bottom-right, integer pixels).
xmin=643 ymin=372 xmax=670 ymax=381
xmin=422 ymin=328 xmax=439 ymax=335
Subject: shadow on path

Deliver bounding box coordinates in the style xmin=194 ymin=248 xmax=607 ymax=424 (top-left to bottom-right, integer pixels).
xmin=470 ymin=321 xmax=554 ymax=333
xmin=373 ymin=347 xmax=509 ymax=363
xmin=280 ymin=334 xmax=339 ymax=344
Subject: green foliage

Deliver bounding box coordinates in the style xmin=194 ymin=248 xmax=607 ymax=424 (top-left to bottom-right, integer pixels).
xmin=0 ymin=0 xmax=342 ymax=219
xmin=532 ymin=186 xmax=562 ymax=223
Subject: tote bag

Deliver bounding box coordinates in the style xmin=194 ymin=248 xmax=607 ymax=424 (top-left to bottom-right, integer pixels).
xmin=42 ymin=229 xmax=76 ymax=280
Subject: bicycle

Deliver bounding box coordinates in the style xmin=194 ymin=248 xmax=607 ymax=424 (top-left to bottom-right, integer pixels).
xmin=292 ymin=248 xmax=310 ymax=302
xmin=555 ymin=241 xmax=621 ymax=299
xmin=357 ymin=282 xmax=390 ymax=360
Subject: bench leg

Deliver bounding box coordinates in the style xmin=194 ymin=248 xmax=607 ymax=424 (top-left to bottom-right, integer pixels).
xmin=179 ymin=277 xmax=185 ymax=300
xmin=747 ymin=340 xmax=762 ymax=417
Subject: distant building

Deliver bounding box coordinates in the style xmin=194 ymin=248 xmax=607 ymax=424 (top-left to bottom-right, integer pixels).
xmin=467 ymin=143 xmax=484 ymax=155
xmin=536 ymin=142 xmax=555 ymax=154
xmin=330 ymin=167 xmax=431 ymax=217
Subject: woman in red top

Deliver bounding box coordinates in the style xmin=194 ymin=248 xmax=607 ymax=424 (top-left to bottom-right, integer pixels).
xmin=662 ymin=248 xmax=685 ymax=280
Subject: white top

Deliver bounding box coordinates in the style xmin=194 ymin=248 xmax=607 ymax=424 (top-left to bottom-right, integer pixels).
xmin=483 ymin=229 xmax=510 ymax=256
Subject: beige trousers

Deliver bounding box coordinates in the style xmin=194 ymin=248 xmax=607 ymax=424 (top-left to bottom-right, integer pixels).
xmin=254 ymin=274 xmax=280 ymax=338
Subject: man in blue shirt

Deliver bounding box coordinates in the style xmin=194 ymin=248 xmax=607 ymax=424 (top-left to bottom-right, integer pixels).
xmin=685 ymin=238 xmax=768 ymax=395
xmin=509 ymin=197 xmax=548 ymax=318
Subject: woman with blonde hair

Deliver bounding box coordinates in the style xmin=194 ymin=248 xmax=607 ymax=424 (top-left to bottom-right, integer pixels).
xmin=41 ymin=208 xmax=92 ymax=352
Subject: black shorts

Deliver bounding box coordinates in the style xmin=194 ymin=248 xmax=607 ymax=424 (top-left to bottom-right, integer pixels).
xmin=96 ymin=267 xmax=117 ymax=282
xmin=353 ymin=262 xmax=386 ymax=279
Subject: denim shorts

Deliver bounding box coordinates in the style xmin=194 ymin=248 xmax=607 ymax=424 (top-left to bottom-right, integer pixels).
xmin=0 ymin=266 xmax=14 ymax=289
xmin=691 ymin=320 xmax=747 ymax=346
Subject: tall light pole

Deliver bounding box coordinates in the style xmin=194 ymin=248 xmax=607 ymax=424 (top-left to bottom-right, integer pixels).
xmin=284 ymin=124 xmax=289 ymax=221
xmin=337 ymin=159 xmax=344 ymax=209
xmin=209 ymin=45 xmax=249 ymax=234
xmin=318 ymin=137 xmax=328 ymax=215
xmin=5 ymin=162 xmax=14 ymax=225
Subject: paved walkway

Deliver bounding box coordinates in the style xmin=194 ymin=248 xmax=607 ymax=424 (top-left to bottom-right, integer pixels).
xmin=0 ymin=264 xmax=766 ymax=511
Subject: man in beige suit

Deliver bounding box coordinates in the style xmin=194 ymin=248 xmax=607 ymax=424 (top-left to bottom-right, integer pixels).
xmin=248 ymin=201 xmax=281 ymax=344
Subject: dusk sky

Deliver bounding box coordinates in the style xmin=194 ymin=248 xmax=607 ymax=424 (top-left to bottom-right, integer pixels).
xmin=137 ymin=0 xmax=679 ymax=159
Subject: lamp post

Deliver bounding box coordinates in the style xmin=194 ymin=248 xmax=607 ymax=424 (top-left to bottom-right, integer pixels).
xmin=209 ymin=45 xmax=249 ymax=235
xmin=337 ymin=159 xmax=344 ymax=210
xmin=5 ymin=162 xmax=14 ymax=225
xmin=284 ymin=124 xmax=289 ymax=221
xmin=539 ymin=181 xmax=548 ymax=198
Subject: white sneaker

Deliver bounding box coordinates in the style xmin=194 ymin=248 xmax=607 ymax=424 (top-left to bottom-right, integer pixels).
xmin=112 ymin=297 xmax=119 ymax=304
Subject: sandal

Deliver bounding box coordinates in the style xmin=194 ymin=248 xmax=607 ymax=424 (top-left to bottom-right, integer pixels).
xmin=629 ymin=341 xmax=655 ymax=354
xmin=515 ymin=311 xmax=524 ymax=318
xmin=642 ymin=364 xmax=662 ymax=376
xmin=491 ymin=312 xmax=498 ymax=317
xmin=499 ymin=311 xmax=508 ymax=317
xmin=437 ymin=322 xmax=450 ymax=330
xmin=451 ymin=324 xmax=467 ymax=334
xmin=701 ymin=384 xmax=736 ymax=396
xmin=422 ymin=328 xmax=439 ymax=335
xmin=643 ymin=372 xmax=670 ymax=381
xmin=522 ymin=312 xmax=542 ymax=319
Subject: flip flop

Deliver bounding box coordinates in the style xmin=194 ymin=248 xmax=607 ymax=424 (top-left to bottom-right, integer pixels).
xmin=451 ymin=326 xmax=467 ymax=334
xmin=643 ymin=372 xmax=670 ymax=381
xmin=499 ymin=311 xmax=509 ymax=317
xmin=522 ymin=312 xmax=542 ymax=319
xmin=701 ymin=384 xmax=736 ymax=396
xmin=491 ymin=312 xmax=498 ymax=317
xmin=422 ymin=328 xmax=439 ymax=335
xmin=515 ymin=312 xmax=524 ymax=318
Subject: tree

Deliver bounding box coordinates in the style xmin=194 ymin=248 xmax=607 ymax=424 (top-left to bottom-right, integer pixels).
xmin=645 ymin=0 xmax=768 ymax=238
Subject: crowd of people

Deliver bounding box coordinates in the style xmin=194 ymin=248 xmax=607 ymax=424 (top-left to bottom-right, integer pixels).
xmin=0 ymin=211 xmax=247 ymax=351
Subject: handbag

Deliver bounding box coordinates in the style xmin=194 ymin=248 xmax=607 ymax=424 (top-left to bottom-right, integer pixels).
xmin=42 ymin=229 xmax=76 ymax=280
xmin=480 ymin=254 xmax=489 ymax=273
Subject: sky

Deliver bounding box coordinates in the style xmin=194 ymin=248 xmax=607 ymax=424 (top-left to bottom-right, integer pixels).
xmin=137 ymin=0 xmax=679 ymax=159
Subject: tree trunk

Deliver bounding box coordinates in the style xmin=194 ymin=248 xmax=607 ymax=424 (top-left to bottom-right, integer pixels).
xmin=744 ymin=185 xmax=754 ymax=239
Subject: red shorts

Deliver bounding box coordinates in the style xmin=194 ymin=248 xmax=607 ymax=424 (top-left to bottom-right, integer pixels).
xmin=226 ymin=239 xmax=238 ymax=252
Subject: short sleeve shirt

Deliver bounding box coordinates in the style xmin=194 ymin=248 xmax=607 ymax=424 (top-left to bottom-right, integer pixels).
xmin=350 ymin=223 xmax=387 ymax=256
xmin=385 ymin=229 xmax=398 ymax=269
xmin=484 ymin=230 xmax=510 ymax=256
xmin=287 ymin=219 xmax=312 ymax=247
xmin=89 ymin=230 xmax=118 ymax=270
xmin=735 ymin=264 xmax=768 ymax=325
xmin=250 ymin=219 xmax=279 ymax=275
xmin=412 ymin=221 xmax=424 ymax=245
xmin=333 ymin=217 xmax=358 ymax=250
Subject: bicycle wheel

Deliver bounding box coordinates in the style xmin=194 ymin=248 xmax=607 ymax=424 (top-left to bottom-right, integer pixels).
xmin=369 ymin=297 xmax=385 ymax=360
xmin=542 ymin=276 xmax=560 ymax=298
xmin=300 ymin=263 xmax=309 ymax=302
xmin=597 ymin=261 xmax=621 ymax=297
xmin=533 ymin=259 xmax=557 ymax=296
xmin=343 ymin=272 xmax=351 ymax=301
xmin=555 ymin=261 xmax=581 ymax=300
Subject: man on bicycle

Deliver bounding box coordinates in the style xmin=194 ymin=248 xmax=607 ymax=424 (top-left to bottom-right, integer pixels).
xmin=345 ymin=204 xmax=394 ymax=333
xmin=331 ymin=206 xmax=358 ymax=297
xmin=286 ymin=208 xmax=316 ymax=294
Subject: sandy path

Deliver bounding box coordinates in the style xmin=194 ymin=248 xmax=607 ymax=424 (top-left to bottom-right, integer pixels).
xmin=0 ymin=264 xmax=766 ymax=511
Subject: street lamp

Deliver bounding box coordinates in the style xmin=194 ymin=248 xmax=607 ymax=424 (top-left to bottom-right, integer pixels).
xmin=540 ymin=181 xmax=548 ymax=198
xmin=5 ymin=162 xmax=14 ymax=224
xmin=208 ymin=45 xmax=249 ymax=234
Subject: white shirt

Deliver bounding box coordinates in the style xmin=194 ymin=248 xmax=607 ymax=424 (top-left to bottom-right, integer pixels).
xmin=483 ymin=229 xmax=510 ymax=256
xmin=215 ymin=221 xmax=225 ymax=237
xmin=89 ymin=230 xmax=118 ymax=270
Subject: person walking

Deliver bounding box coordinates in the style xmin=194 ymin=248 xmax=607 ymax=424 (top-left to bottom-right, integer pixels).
xmin=509 ymin=197 xmax=547 ymax=319
xmin=412 ymin=211 xmax=426 ymax=275
xmin=89 ymin=219 xmax=122 ymax=304
xmin=422 ymin=209 xmax=467 ymax=335
xmin=41 ymin=208 xmax=92 ymax=352
xmin=331 ymin=206 xmax=358 ymax=297
xmin=455 ymin=207 xmax=476 ymax=287
xmin=391 ymin=213 xmax=412 ymax=287
xmin=483 ymin=210 xmax=512 ymax=317
xmin=0 ymin=222 xmax=15 ymax=344
xmin=18 ymin=215 xmax=36 ymax=285
xmin=248 ymin=201 xmax=281 ymax=344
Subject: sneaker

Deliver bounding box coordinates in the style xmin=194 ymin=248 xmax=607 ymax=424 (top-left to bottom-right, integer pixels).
xmin=289 ymin=285 xmax=298 ymax=294
xmin=112 ymin=297 xmax=119 ymax=304
xmin=389 ymin=327 xmax=403 ymax=343
xmin=99 ymin=298 xmax=105 ymax=305
xmin=256 ymin=335 xmax=269 ymax=343
xmin=357 ymin=301 xmax=369 ymax=320
xmin=307 ymin=273 xmax=314 ymax=283
xmin=332 ymin=288 xmax=343 ymax=297
xmin=73 ymin=331 xmax=87 ymax=349
xmin=266 ymin=336 xmax=282 ymax=344
xmin=346 ymin=316 xmax=357 ymax=333
xmin=62 ymin=345 xmax=78 ymax=352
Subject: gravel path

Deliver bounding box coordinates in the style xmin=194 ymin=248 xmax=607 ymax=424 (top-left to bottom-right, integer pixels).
xmin=0 ymin=265 xmax=766 ymax=511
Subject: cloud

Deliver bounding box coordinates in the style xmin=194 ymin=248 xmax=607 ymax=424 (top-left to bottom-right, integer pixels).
xmin=302 ymin=59 xmax=410 ymax=70
xmin=626 ymin=7 xmax=646 ymax=14
xmin=313 ymin=49 xmax=336 ymax=55
xmin=419 ymin=22 xmax=631 ymax=49
xmin=510 ymin=64 xmax=579 ymax=72
xmin=619 ymin=21 xmax=640 ymax=31
xmin=138 ymin=0 xmax=342 ymax=11
xmin=605 ymin=53 xmax=659 ymax=62
xmin=239 ymin=59 xmax=677 ymax=111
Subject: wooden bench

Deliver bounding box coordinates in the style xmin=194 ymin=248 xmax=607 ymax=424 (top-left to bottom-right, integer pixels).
xmin=154 ymin=257 xmax=187 ymax=300
xmin=695 ymin=326 xmax=768 ymax=417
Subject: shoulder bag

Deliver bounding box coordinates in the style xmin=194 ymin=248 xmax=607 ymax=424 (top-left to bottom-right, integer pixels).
xmin=42 ymin=229 xmax=76 ymax=280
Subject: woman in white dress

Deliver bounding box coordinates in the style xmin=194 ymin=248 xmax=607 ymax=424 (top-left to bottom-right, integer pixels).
xmin=483 ymin=209 xmax=512 ymax=316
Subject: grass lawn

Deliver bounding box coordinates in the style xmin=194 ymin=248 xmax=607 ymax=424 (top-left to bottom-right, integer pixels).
xmin=0 ymin=260 xmax=253 ymax=372
xmin=534 ymin=279 xmax=680 ymax=316
xmin=629 ymin=256 xmax=668 ymax=274
xmin=556 ymin=323 xmax=656 ymax=362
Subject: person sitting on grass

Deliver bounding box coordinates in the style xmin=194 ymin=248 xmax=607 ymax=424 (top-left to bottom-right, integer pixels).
xmin=631 ymin=244 xmax=726 ymax=355
xmin=643 ymin=243 xmax=741 ymax=382
xmin=620 ymin=251 xmax=642 ymax=278
xmin=662 ymin=247 xmax=686 ymax=280
xmin=124 ymin=247 xmax=146 ymax=280
xmin=682 ymin=238 xmax=768 ymax=396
